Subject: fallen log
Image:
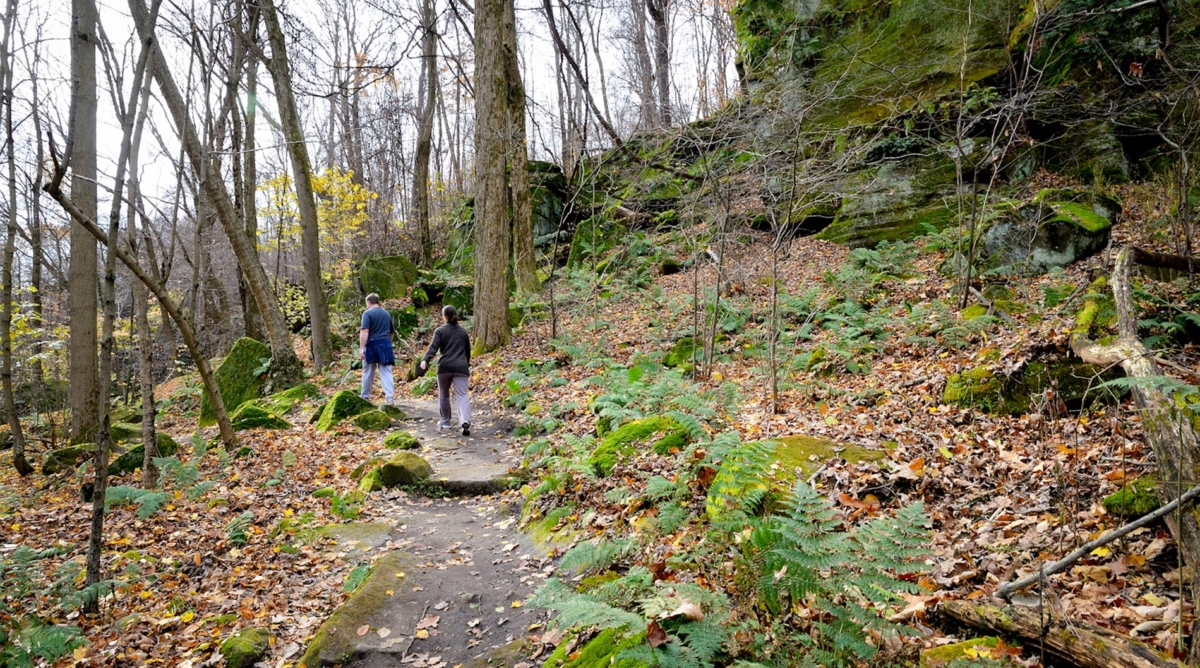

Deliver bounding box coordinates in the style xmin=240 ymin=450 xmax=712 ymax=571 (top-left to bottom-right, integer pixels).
xmin=1069 ymin=247 xmax=1200 ymax=570
xmin=937 ymin=600 xmax=1186 ymax=668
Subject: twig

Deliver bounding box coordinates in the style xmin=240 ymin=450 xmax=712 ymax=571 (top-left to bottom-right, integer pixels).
xmin=997 ymin=482 xmax=1200 ymax=599
xmin=400 ymin=603 xmax=430 ymax=658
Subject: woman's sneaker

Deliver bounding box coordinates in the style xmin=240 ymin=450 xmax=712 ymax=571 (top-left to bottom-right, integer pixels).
xmin=462 ymin=422 xmax=471 ymax=436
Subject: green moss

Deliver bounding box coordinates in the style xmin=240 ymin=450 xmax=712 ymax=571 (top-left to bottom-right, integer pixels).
xmin=230 ymin=403 xmax=293 ymax=431
xmin=299 ymin=551 xmax=410 ymax=667
xmin=706 ymin=436 xmax=885 ymax=520
xmin=311 ymin=487 xmax=337 ymax=498
xmin=109 ymin=422 xmax=141 ymax=442
xmin=200 ymin=337 xmax=272 ymax=427
xmin=260 ymin=382 xmax=322 ymax=416
xmin=587 ymin=416 xmax=691 ymax=476
xmin=961 ymin=304 xmax=989 ymax=320
xmin=108 ymin=433 xmax=180 ymax=476
xmin=314 ymin=390 xmax=375 ymax=431
xmin=944 ymin=366 xmax=1003 ymax=408
xmin=1103 ymin=476 xmax=1160 ymax=518
xmin=109 ymin=405 xmax=142 ymax=424
xmin=542 ymin=628 xmax=649 ymax=668
xmin=411 ymin=286 xmax=430 ymax=308
xmin=352 ymin=410 xmax=393 ymax=431
xmin=920 ymin=637 xmax=1005 ymax=667
xmin=221 ymin=627 xmax=272 ymax=668
xmin=946 ymin=359 xmax=1123 ymax=415
xmin=568 ymin=216 xmax=628 ymax=268
xmin=358 ymin=467 xmax=383 ymax=493
xmin=383 ymin=431 xmax=420 ymax=450
xmin=42 ymin=442 xmax=95 ymax=475
xmin=391 ymin=306 xmax=419 ymax=337
xmin=578 ymin=571 xmax=621 ymax=591
xmin=379 ymin=405 xmax=406 ymax=420
xmin=1045 ymin=201 xmax=1114 ymax=234
xmin=359 ymin=255 xmax=418 ymax=301
xmin=379 ymin=452 xmax=433 ymax=487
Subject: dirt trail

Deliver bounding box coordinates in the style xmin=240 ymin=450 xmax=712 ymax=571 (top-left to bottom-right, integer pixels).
xmin=315 ymin=399 xmax=553 ymax=668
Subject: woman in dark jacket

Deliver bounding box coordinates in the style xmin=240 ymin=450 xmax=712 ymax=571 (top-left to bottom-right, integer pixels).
xmin=420 ymin=305 xmax=472 ymax=435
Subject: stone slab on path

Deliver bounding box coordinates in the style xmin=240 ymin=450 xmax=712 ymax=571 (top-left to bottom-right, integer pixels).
xmin=390 ymin=399 xmax=523 ymax=496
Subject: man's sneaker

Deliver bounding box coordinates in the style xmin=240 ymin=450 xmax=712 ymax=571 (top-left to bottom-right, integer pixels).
xmin=437 ymin=423 xmax=452 ymax=430
xmin=462 ymin=422 xmax=471 ymax=437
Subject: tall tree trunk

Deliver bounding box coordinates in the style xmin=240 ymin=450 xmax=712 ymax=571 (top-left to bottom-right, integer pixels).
xmin=69 ymin=0 xmax=100 ymax=444
xmin=0 ymin=0 xmax=30 ymax=476
xmin=239 ymin=4 xmax=264 ymax=342
xmin=473 ymin=0 xmax=513 ymax=352
xmin=646 ymin=0 xmax=671 ymax=127
xmin=504 ymin=0 xmax=536 ymax=295
xmin=630 ymin=0 xmax=656 ymax=128
xmin=28 ymin=41 xmax=45 ymax=407
xmin=128 ymin=0 xmax=302 ymax=385
xmin=260 ymin=0 xmax=332 ymax=369
xmin=412 ymin=0 xmax=437 ymax=268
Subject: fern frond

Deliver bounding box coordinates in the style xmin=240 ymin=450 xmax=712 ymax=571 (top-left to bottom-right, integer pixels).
xmin=530 ymin=579 xmax=644 ymax=631
xmin=559 ymin=538 xmax=631 ymax=576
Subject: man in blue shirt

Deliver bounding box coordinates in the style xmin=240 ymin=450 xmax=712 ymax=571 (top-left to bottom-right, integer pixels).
xmin=359 ymin=293 xmax=396 ymax=404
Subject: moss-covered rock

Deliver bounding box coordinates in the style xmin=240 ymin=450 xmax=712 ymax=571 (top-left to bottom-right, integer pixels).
xmin=542 ymin=628 xmax=649 ymax=668
xmin=943 ymin=366 xmax=1004 ymax=410
xmin=379 ymin=452 xmax=433 ymax=487
xmin=109 ymin=422 xmax=141 ymax=442
xmin=379 ymin=405 xmax=406 ymax=420
xmin=299 ymin=551 xmax=410 ymax=666
xmin=359 ymin=255 xmax=418 ymax=301
xmin=109 ymin=405 xmax=142 ymax=425
xmin=42 ymin=442 xmax=95 ymax=475
xmin=815 ymin=155 xmax=959 ymax=247
xmin=706 ymin=435 xmax=885 ymax=520
xmin=983 ymin=193 xmax=1117 ymax=275
xmin=314 ymin=391 xmax=375 ymax=431
xmin=383 ymin=431 xmax=420 ymax=450
xmin=411 ymin=286 xmax=430 ymax=308
xmin=945 ymin=359 xmax=1123 ymax=415
xmin=200 ymin=337 xmax=272 ymax=427
xmin=108 ymin=433 xmax=180 ymax=476
xmin=352 ymin=410 xmax=393 ymax=431
xmin=221 ymin=627 xmax=272 ymax=668
xmin=231 ymin=402 xmax=293 ymax=431
xmin=1103 ymin=476 xmax=1160 ymax=518
xmin=358 ymin=467 xmax=383 ymax=493
xmin=588 ymin=416 xmax=691 ymax=476
xmin=920 ymin=637 xmax=1006 ymax=667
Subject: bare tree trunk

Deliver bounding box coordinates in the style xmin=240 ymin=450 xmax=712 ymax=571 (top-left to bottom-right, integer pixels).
xmin=0 ymin=0 xmax=30 ymax=476
xmin=413 ymin=0 xmax=437 ymax=268
xmin=27 ymin=29 xmax=46 ymax=411
xmin=646 ymin=0 xmax=672 ymax=127
xmin=630 ymin=0 xmax=657 ymax=128
xmin=69 ymin=0 xmax=100 ymax=444
xmin=260 ymin=0 xmax=332 ymax=369
xmin=128 ymin=0 xmax=303 ymax=385
xmin=505 ymin=0 xmax=536 ymax=295
xmin=240 ymin=4 xmax=264 ymax=342
xmin=473 ymin=0 xmax=513 ymax=352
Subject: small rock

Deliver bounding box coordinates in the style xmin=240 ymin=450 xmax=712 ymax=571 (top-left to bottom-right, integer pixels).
xmin=220 ymin=627 xmax=271 ymax=668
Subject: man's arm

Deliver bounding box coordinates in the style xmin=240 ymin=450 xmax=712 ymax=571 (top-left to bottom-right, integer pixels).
xmin=360 ymin=327 xmax=369 ymax=358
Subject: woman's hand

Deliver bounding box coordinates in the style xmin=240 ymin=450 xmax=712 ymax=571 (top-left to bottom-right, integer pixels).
xmin=420 ymin=360 xmax=427 ymax=370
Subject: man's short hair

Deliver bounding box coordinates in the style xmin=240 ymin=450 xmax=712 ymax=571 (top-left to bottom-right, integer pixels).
xmin=365 ymin=293 xmax=381 ymax=305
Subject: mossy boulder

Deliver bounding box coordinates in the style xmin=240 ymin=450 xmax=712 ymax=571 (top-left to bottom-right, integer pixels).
xmin=199 ymin=337 xmax=271 ymax=427
xmin=230 ymin=402 xmax=293 ymax=431
xmin=358 ymin=467 xmax=383 ymax=493
xmin=982 ymin=193 xmax=1117 ymax=275
xmin=352 ymin=410 xmax=393 ymax=432
xmin=588 ymin=416 xmax=691 ymax=476
xmin=920 ymin=637 xmax=1007 ymax=667
xmin=944 ymin=360 xmax=1123 ymax=415
xmin=542 ymin=628 xmax=649 ymax=668
xmin=383 ymin=431 xmax=420 ymax=450
xmin=1044 ymin=119 xmax=1130 ymax=184
xmin=299 ymin=551 xmax=410 ymax=666
xmin=815 ymin=155 xmax=958 ymax=247
xmin=379 ymin=405 xmax=406 ymax=420
xmin=568 ymin=216 xmax=627 ymax=268
xmin=706 ymin=436 xmax=886 ymax=520
xmin=221 ymin=627 xmax=272 ymax=668
xmin=108 ymin=433 xmax=180 ymax=476
xmin=109 ymin=422 xmax=142 ymax=442
xmin=359 ymin=255 xmax=418 ymax=301
xmin=266 ymin=382 xmax=321 ymax=411
xmin=378 ymin=452 xmax=433 ymax=487
xmin=42 ymin=442 xmax=96 ymax=475
xmin=314 ymin=391 xmax=375 ymax=431
xmin=109 ymin=405 xmax=142 ymax=425
xmin=1103 ymin=476 xmax=1161 ymax=518
xmin=411 ymin=286 xmax=430 ymax=308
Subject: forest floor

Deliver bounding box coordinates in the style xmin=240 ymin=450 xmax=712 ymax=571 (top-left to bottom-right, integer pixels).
xmin=4 ymin=193 xmax=1200 ymax=666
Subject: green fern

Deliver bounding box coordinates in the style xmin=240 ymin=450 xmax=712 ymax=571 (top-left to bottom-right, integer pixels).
xmin=530 ymin=578 xmax=644 ymax=631
xmin=226 ymin=511 xmax=255 ymax=546
xmin=559 ymin=538 xmax=631 ymax=575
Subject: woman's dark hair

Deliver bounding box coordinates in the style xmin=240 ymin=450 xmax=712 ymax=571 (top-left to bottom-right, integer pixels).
xmin=442 ymin=305 xmax=459 ymax=324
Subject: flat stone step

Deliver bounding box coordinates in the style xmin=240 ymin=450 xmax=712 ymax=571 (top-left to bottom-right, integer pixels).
xmin=426 ymin=461 xmax=522 ymax=496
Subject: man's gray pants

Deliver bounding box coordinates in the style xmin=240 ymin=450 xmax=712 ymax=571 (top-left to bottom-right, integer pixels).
xmin=437 ymin=372 xmax=471 ymax=428
xmin=361 ymin=363 xmax=394 ymax=404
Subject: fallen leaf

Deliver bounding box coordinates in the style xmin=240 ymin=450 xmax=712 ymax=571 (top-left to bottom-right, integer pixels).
xmin=357 ymin=624 xmax=371 ymax=637
xmin=415 ymin=629 xmax=430 ymax=639
xmin=417 ymin=614 xmax=440 ymax=630
xmin=647 ymin=620 xmax=668 ymax=648
xmin=664 ymin=601 xmax=703 ymax=621
xmin=378 ymin=627 xmax=392 ymax=638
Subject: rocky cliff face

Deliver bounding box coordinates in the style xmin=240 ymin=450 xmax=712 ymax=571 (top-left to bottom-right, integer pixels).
xmin=572 ymin=0 xmax=1198 ymax=273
